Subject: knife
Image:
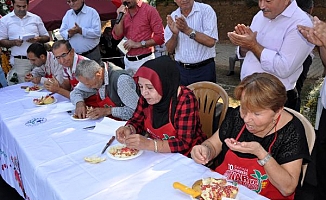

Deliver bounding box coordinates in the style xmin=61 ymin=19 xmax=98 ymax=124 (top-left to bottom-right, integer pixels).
xmin=101 ymin=136 xmax=115 ymax=154
xmin=173 ymin=182 xmax=201 ymax=199
xmin=48 ymin=92 xmax=55 ymax=96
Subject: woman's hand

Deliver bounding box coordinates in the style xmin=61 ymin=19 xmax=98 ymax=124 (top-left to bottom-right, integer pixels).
xmin=124 ymin=134 xmax=151 ymax=150
xmin=191 ymin=145 xmax=211 ymax=165
xmin=224 ymin=138 xmax=266 ymax=159
xmin=116 ymin=126 xmax=132 ymax=144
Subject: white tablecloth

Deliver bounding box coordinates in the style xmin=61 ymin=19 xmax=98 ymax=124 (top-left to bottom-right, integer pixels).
xmin=0 ymin=83 xmax=268 ymax=200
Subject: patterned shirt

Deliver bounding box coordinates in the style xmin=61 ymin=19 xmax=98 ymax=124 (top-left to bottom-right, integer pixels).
xmin=70 ymin=63 xmax=139 ymax=120
xmin=217 ymin=107 xmax=310 ymax=165
xmin=164 ymin=2 xmax=218 ymax=63
xmin=127 ymin=86 xmax=206 ymax=155
xmin=31 ymin=52 xmax=64 ymax=84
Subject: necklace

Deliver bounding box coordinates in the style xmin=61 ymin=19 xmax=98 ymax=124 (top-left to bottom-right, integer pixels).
xmin=263 ymin=123 xmax=277 ymax=138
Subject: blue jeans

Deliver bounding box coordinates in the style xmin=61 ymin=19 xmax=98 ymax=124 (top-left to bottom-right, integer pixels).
xmin=0 ymin=67 xmax=7 ymax=87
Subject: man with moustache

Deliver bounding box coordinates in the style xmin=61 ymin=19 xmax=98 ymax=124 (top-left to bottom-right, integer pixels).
xmin=0 ymin=0 xmax=50 ymax=85
xmin=60 ymin=0 xmax=101 ymax=64
xmin=112 ymin=0 xmax=164 ymax=76
xmin=44 ymin=40 xmax=88 ymax=99
xmin=164 ymin=0 xmax=218 ymax=86
xmin=228 ymin=0 xmax=314 ymax=110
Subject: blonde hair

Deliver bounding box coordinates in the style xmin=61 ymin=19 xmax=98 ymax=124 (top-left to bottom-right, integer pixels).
xmin=234 ymin=73 xmax=287 ymax=112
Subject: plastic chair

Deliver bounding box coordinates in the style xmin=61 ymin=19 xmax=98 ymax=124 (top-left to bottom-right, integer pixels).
xmin=284 ymin=107 xmax=316 ymax=186
xmin=188 ymin=81 xmax=229 ymax=138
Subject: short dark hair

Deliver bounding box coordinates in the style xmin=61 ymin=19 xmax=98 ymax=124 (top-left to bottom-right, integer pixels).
xmin=12 ymin=0 xmax=29 ymax=5
xmin=27 ymin=43 xmax=47 ymax=58
xmin=296 ymin=0 xmax=314 ymax=12
xmin=52 ymin=40 xmax=72 ymax=51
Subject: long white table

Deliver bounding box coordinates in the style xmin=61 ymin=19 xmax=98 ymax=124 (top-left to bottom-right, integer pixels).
xmin=0 ymin=83 xmax=268 ymax=200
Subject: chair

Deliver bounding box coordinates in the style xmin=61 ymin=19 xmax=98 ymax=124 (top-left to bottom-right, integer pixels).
xmin=284 ymin=107 xmax=316 ymax=186
xmin=188 ymin=81 xmax=229 ymax=138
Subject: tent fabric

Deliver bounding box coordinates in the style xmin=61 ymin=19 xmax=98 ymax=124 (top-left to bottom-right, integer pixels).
xmin=28 ymin=0 xmax=118 ymax=31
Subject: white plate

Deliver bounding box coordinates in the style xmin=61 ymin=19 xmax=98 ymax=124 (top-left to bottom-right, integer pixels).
xmin=107 ymin=144 xmax=143 ymax=161
xmin=25 ymin=86 xmax=43 ymax=92
xmin=70 ymin=115 xmax=90 ymax=121
xmin=34 ymin=97 xmax=57 ymax=106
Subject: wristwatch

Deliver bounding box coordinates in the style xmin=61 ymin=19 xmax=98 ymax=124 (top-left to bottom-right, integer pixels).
xmin=189 ymin=29 xmax=196 ymax=39
xmin=141 ymin=40 xmax=146 ymax=48
xmin=257 ymin=153 xmax=272 ymax=166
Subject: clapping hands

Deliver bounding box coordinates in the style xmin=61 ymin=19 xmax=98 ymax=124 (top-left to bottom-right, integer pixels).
xmin=298 ymin=16 xmax=326 ymax=47
xmin=68 ymin=23 xmax=82 ymax=38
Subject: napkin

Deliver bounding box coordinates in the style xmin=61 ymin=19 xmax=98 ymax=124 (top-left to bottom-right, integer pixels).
xmin=50 ymin=101 xmax=75 ymax=114
xmin=88 ymin=117 xmax=126 ymax=135
xmin=26 ymin=91 xmax=49 ymax=97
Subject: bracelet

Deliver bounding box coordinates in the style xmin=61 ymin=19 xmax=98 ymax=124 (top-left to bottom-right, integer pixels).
xmin=257 ymin=153 xmax=272 ymax=166
xmin=202 ymin=143 xmax=211 ymax=161
xmin=153 ymin=139 xmax=158 ymax=153
xmin=125 ymin=125 xmax=134 ymax=134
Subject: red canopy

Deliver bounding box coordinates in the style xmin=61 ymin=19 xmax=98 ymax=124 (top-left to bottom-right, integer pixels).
xmin=28 ymin=0 xmax=118 ymax=31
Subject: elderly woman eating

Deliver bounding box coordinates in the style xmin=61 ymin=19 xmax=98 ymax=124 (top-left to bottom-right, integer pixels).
xmin=191 ymin=72 xmax=310 ymax=199
xmin=116 ymin=56 xmax=207 ymax=156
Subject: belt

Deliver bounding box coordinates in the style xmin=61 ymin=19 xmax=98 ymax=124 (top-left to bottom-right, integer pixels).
xmin=80 ymin=45 xmax=98 ymax=56
xmin=178 ymin=58 xmax=215 ymax=69
xmin=14 ymin=55 xmax=28 ymax=59
xmin=126 ymin=52 xmax=152 ymax=61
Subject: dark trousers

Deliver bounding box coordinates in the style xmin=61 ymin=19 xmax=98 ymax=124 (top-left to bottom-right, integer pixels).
xmin=295 ymin=55 xmax=313 ymax=111
xmin=315 ymin=108 xmax=326 ymax=199
xmin=176 ymin=60 xmax=216 ymax=86
xmin=284 ymin=88 xmax=299 ymax=110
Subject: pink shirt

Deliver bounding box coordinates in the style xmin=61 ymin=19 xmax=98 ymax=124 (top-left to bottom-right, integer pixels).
xmin=112 ymin=1 xmax=164 ymax=56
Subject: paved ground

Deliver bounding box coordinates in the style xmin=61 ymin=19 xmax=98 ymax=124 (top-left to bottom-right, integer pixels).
xmin=215 ymin=42 xmax=324 ymax=79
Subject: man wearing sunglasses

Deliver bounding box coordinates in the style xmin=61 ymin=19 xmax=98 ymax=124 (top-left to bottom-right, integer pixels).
xmin=44 ymin=40 xmax=88 ymax=99
xmin=60 ymin=0 xmax=101 ymax=64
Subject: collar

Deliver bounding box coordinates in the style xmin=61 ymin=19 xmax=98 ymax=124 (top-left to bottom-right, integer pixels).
xmin=71 ymin=3 xmax=87 ymax=16
xmin=137 ymin=0 xmax=143 ymax=8
xmin=176 ymin=1 xmax=199 ymax=18
xmin=277 ymin=0 xmax=297 ymax=19
xmin=103 ymin=62 xmax=109 ymax=87
xmin=8 ymin=10 xmax=32 ymax=19
xmin=71 ymin=53 xmax=79 ymax=73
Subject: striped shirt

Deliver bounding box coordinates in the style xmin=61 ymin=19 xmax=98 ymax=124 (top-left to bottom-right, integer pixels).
xmin=164 ymin=2 xmax=218 ymax=63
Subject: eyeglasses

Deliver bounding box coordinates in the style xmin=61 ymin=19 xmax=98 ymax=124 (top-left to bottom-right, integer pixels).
xmin=67 ymin=0 xmax=78 ymax=4
xmin=55 ymin=49 xmax=72 ymax=60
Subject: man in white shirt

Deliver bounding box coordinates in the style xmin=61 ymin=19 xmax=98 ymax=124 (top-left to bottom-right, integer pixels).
xmin=228 ymin=0 xmax=314 ymax=110
xmin=25 ymin=43 xmax=64 ymax=85
xmin=298 ymin=15 xmax=326 ymax=200
xmin=60 ymin=0 xmax=101 ymax=64
xmin=164 ymin=0 xmax=218 ymax=86
xmin=0 ymin=0 xmax=50 ymax=85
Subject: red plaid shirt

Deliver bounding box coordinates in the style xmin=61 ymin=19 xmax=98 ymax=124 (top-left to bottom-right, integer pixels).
xmin=127 ymin=86 xmax=206 ymax=156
